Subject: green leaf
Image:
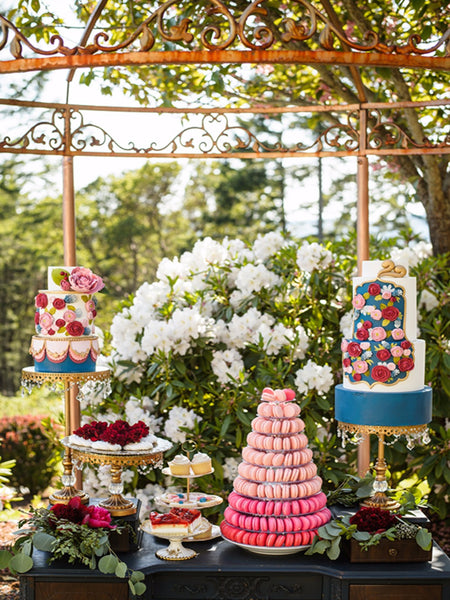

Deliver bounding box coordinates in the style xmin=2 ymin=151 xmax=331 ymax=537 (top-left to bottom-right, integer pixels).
xmin=326 ymin=536 xmax=341 ymax=560
xmin=98 ymin=554 xmax=118 ymax=574
xmin=32 ymin=532 xmax=56 ymax=552
xmin=131 ymin=581 xmax=146 ymax=596
xmin=311 ymin=539 xmax=329 ymax=554
xmin=130 ymin=570 xmax=145 ymax=582
xmin=9 ymin=553 xmax=34 ymax=573
xmin=115 ymin=560 xmax=128 ymax=578
xmin=416 ymin=528 xmax=432 ymax=551
xmin=0 ymin=550 xmax=12 ymax=569
xmin=352 ymin=531 xmax=371 ymax=542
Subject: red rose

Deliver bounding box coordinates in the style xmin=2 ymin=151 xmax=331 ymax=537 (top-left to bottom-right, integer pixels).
xmin=53 ymin=298 xmax=66 ymax=310
xmin=35 ymin=293 xmax=48 ymax=308
xmin=376 ymin=348 xmax=391 ymax=361
xmin=34 ymin=311 xmax=39 ymax=325
xmin=48 ymin=329 xmax=55 ymax=336
xmin=354 ymin=373 xmax=362 ymax=381
xmin=347 ymin=342 xmax=362 ymax=357
xmin=55 ymin=319 xmax=66 ymax=328
xmin=368 ymin=283 xmax=381 ymax=295
xmin=50 ymin=496 xmax=89 ymax=525
xmin=66 ymin=321 xmax=85 ymax=336
xmin=401 ymin=341 xmax=411 ymax=349
xmin=362 ymin=320 xmax=372 ymax=329
xmin=350 ymin=506 xmax=397 ymax=533
xmin=356 ymin=328 xmax=369 ymax=341
xmin=343 ymin=358 xmax=351 ymax=367
xmin=381 ymin=306 xmax=399 ymax=321
xmin=371 ymin=365 xmax=391 ymax=382
xmin=398 ymin=357 xmax=414 ymax=372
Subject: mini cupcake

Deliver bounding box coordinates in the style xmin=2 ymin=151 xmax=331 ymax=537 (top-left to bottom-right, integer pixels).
xmin=168 ymin=454 xmax=191 ymax=476
xmin=190 ymin=452 xmax=212 ymax=475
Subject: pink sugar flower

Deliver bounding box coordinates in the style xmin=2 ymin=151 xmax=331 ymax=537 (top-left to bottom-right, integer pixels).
xmin=371 ymin=309 xmax=382 ymax=320
xmin=69 ymin=267 xmax=105 ymax=294
xmin=371 ymin=327 xmax=386 ymax=341
xmin=382 ymin=291 xmax=392 ymax=299
xmin=352 ymin=294 xmax=365 ymax=310
xmin=39 ymin=312 xmax=54 ymax=330
xmin=392 ymin=328 xmax=405 ymax=340
xmin=64 ymin=310 xmax=77 ymax=322
xmin=360 ymin=342 xmax=370 ymax=350
xmin=354 ymin=360 xmax=369 ymax=374
xmin=391 ymin=346 xmax=404 ymax=357
xmin=387 ymin=362 xmax=396 ymax=371
xmin=341 ymin=340 xmax=349 ymax=352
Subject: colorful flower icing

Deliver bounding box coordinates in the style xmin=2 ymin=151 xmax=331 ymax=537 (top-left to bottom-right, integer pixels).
xmin=343 ymin=279 xmax=414 ymax=386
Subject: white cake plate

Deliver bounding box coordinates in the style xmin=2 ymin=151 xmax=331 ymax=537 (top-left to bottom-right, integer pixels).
xmin=221 ymin=533 xmax=310 ymax=555
xmin=141 ymin=518 xmax=212 ymax=560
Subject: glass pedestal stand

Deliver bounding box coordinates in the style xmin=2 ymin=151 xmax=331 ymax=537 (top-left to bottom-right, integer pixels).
xmin=63 ymin=438 xmax=170 ymax=516
xmin=337 ymin=421 xmax=430 ymax=511
xmin=21 ymin=367 xmax=111 ymax=505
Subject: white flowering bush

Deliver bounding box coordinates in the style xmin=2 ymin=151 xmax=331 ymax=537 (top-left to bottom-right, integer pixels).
xmin=80 ymin=234 xmax=449 ymax=518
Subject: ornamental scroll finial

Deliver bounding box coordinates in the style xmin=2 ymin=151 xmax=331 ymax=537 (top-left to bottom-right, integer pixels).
xmin=377 ymin=259 xmax=407 ymax=279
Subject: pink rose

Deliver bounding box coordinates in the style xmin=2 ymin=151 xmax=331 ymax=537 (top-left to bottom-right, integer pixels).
xmin=371 ymin=327 xmax=386 ymax=341
xmin=354 ymin=360 xmax=369 ymax=374
xmin=371 ymin=309 xmax=382 ymax=320
xmin=341 ymin=340 xmax=349 ymax=352
xmin=392 ymin=328 xmax=405 ymax=340
xmin=85 ymin=299 xmax=96 ymax=312
xmin=382 ymin=290 xmax=392 ymax=299
xmin=69 ymin=267 xmax=105 ymax=294
xmin=352 ymin=294 xmax=365 ymax=310
xmin=39 ymin=313 xmax=54 ymax=330
xmin=360 ymin=342 xmax=370 ymax=350
xmin=64 ymin=310 xmax=76 ymax=322
xmin=82 ymin=505 xmax=115 ymax=529
xmin=391 ymin=346 xmax=403 ymax=357
xmin=35 ymin=293 xmax=48 ymax=308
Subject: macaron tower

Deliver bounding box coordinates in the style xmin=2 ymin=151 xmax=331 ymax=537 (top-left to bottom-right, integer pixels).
xmin=220 ymin=387 xmax=331 ymax=550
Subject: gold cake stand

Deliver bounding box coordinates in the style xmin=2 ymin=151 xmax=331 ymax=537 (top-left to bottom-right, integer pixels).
xmin=62 ymin=437 xmax=172 ymax=516
xmin=21 ymin=366 xmax=111 ymax=505
xmin=337 ymin=421 xmax=429 ymax=511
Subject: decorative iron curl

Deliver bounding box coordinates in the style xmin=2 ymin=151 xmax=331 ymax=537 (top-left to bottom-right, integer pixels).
xmin=367 ymin=109 xmax=450 ymax=150
xmin=68 ymin=110 xmax=141 ymax=154
xmin=1 ymin=1 xmax=448 ymax=59
xmin=0 ymin=108 xmax=65 ymax=151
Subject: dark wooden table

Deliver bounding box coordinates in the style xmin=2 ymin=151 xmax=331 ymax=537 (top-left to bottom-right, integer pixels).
xmin=20 ymin=532 xmax=450 ymax=600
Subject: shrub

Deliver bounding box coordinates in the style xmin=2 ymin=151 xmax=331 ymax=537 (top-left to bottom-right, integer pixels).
xmin=0 ymin=415 xmax=61 ymax=496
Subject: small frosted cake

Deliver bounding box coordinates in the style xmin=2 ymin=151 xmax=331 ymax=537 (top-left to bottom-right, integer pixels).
xmin=149 ymin=507 xmax=201 ymax=536
xmin=191 ymin=452 xmax=212 ymax=475
xmin=169 ymin=454 xmax=191 ymax=476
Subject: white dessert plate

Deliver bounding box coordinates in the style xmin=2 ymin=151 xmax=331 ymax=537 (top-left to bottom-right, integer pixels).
xmin=155 ymin=492 xmax=223 ymax=509
xmin=162 ymin=467 xmax=214 ymax=478
xmin=221 ymin=534 xmax=310 ymax=555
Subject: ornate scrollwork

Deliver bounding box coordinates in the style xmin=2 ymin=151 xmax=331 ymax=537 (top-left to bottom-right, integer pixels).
xmin=0 ymin=108 xmax=65 ymax=152
xmin=0 ymin=1 xmax=448 ymax=60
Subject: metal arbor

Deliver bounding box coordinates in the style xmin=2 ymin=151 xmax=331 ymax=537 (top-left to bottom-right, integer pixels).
xmin=0 ymin=0 xmax=449 ymax=473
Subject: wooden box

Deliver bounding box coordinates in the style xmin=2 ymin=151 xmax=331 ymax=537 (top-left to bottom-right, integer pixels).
xmin=346 ymin=538 xmax=432 ymax=563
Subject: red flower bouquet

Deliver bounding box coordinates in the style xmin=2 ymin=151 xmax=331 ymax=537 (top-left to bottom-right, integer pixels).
xmin=349 ymin=506 xmax=397 ymax=533
xmin=73 ymin=420 xmax=150 ymax=447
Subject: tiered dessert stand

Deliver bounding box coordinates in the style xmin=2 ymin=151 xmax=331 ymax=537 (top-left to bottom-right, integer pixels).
xmin=63 ymin=437 xmax=171 ymax=516
xmin=142 ymin=451 xmax=222 ymax=560
xmin=21 ymin=366 xmax=111 ymax=504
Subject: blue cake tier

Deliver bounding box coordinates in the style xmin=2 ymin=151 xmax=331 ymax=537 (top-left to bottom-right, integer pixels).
xmin=335 ymin=384 xmax=432 ymax=427
xmin=34 ymin=355 xmax=97 ymax=373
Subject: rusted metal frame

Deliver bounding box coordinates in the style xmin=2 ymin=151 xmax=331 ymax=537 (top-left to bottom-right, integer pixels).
xmin=0 ymin=49 xmax=448 ymax=75
xmin=356 ymin=106 xmax=371 ymax=476
xmin=2 ymin=97 xmax=448 ymax=112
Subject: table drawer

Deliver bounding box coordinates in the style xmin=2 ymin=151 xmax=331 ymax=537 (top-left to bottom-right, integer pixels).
xmin=152 ymin=572 xmax=322 ymax=600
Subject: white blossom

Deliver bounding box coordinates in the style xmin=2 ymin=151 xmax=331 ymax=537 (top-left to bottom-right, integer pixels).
xmin=294 ymin=359 xmax=334 ymax=395
xmin=296 ymin=242 xmax=333 ymax=273
xmin=211 ymin=348 xmax=245 ymax=384
xmin=253 ymin=231 xmax=286 ymax=262
xmin=340 ymin=311 xmax=353 ymax=338
xmin=292 ymin=325 xmax=309 ymax=360
xmin=163 ymin=406 xmax=202 ymax=443
xmin=223 ymin=457 xmax=240 ymax=481
xmin=419 ymin=289 xmax=439 ymax=311
xmin=235 ymin=263 xmax=281 ymax=294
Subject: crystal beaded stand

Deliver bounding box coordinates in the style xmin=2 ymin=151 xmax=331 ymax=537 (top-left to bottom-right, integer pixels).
xmin=337 ymin=421 xmax=430 ymax=511
xmin=21 ymin=367 xmax=111 ymax=505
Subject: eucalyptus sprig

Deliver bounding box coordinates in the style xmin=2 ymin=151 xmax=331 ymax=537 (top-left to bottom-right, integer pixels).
xmin=0 ymin=502 xmax=146 ymax=597
xmin=306 ymin=511 xmax=433 ymax=560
